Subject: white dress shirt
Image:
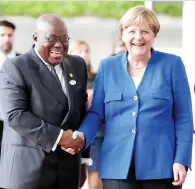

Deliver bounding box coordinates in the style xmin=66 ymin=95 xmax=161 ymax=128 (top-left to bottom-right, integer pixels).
xmin=131 ymin=76 xmax=143 ymax=89
xmin=0 ymin=49 xmax=18 ymax=68
xmin=34 ymin=47 xmax=92 ymax=165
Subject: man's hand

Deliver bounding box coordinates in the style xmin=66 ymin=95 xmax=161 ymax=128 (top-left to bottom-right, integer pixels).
xmin=172 ymin=163 xmax=187 ymax=186
xmin=61 ymin=131 xmax=85 ymax=155
xmin=59 ymin=129 xmax=85 ymax=153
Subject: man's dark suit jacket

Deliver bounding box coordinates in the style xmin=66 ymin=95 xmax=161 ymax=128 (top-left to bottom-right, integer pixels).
xmin=0 ymin=52 xmax=21 ymax=154
xmin=0 ymin=48 xmax=89 ymax=189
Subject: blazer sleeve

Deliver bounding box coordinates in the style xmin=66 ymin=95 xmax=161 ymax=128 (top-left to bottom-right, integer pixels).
xmin=81 ymin=90 xmax=90 ymax=158
xmin=79 ymin=60 xmax=105 ymax=148
xmin=82 ymin=60 xmax=91 ymax=159
xmin=81 ymin=89 xmax=90 ymax=158
xmin=172 ymin=56 xmax=194 ymax=169
xmin=0 ymin=60 xmax=61 ymax=153
xmin=74 ymin=55 xmax=91 ymax=159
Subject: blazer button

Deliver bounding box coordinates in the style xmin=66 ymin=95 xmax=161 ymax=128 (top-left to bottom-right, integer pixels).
xmin=132 ymin=129 xmax=136 ymax=133
xmin=132 ymin=112 xmax=136 ymax=116
xmin=133 ymin=96 xmax=138 ymax=100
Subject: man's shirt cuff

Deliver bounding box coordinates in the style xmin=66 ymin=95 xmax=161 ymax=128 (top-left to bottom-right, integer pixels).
xmin=81 ymin=158 xmax=93 ymax=166
xmin=52 ymin=129 xmax=63 ymax=151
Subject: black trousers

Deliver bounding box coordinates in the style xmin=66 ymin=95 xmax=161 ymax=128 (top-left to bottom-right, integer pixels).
xmin=103 ymin=179 xmax=182 ymax=189
xmin=103 ymin=156 xmax=182 ymax=189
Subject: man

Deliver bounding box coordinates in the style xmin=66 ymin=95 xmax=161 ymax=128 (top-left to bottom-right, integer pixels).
xmin=0 ymin=14 xmax=90 ymax=189
xmin=0 ymin=20 xmax=21 ymax=66
xmin=0 ymin=20 xmax=21 ymax=159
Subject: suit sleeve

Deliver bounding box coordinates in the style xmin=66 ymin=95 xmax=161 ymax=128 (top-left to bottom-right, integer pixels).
xmin=79 ymin=60 xmax=105 ymax=148
xmin=0 ymin=60 xmax=61 ymax=153
xmin=172 ymin=56 xmax=194 ymax=169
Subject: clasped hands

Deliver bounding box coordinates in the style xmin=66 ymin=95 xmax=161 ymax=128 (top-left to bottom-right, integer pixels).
xmin=58 ymin=129 xmax=85 ymax=154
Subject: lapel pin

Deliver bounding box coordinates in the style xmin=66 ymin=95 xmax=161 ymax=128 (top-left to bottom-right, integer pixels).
xmin=69 ymin=73 xmax=73 ymax=77
xmin=69 ymin=80 xmax=76 ymax=85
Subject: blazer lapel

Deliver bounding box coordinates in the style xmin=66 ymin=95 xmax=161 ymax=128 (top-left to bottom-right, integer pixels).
xmin=119 ymin=52 xmax=137 ymax=95
xmin=28 ymin=48 xmax=66 ymax=106
xmin=119 ymin=49 xmax=158 ymax=96
xmin=136 ymin=49 xmax=158 ymax=94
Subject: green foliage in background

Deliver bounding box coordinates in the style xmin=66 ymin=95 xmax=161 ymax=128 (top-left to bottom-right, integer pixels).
xmin=0 ymin=1 xmax=182 ymax=19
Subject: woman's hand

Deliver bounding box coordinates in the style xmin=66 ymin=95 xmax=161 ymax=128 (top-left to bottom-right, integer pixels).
xmin=172 ymin=163 xmax=187 ymax=186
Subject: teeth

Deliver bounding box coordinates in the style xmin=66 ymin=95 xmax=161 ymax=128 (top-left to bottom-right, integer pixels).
xmin=133 ymin=44 xmax=145 ymax=46
xmin=51 ymin=51 xmax=62 ymax=54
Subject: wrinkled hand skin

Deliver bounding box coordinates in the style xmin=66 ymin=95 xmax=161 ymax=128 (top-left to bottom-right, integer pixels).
xmin=61 ymin=131 xmax=85 ymax=155
xmin=59 ymin=130 xmax=85 ymax=154
xmin=172 ymin=163 xmax=187 ymax=186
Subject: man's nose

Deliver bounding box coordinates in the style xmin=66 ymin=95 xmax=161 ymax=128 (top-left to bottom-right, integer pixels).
xmin=53 ymin=40 xmax=63 ymax=47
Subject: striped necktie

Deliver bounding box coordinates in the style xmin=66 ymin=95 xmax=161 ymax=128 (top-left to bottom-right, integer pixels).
xmin=50 ymin=65 xmax=61 ymax=85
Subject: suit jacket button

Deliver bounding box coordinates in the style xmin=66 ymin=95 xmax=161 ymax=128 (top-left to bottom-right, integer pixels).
xmin=132 ymin=129 xmax=136 ymax=133
xmin=133 ymin=96 xmax=138 ymax=100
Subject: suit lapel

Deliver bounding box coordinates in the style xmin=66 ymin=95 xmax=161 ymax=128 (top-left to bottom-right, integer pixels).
xmin=28 ymin=48 xmax=66 ymax=106
xmin=60 ymin=56 xmax=75 ymax=126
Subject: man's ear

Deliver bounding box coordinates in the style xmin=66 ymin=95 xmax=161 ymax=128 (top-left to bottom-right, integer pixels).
xmin=33 ymin=33 xmax=38 ymax=42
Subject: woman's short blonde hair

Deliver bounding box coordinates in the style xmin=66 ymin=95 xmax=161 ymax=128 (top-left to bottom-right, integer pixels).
xmin=119 ymin=6 xmax=160 ymax=36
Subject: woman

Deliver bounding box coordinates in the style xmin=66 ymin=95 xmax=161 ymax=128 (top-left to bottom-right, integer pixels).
xmin=75 ymin=6 xmax=193 ymax=189
xmin=68 ymin=40 xmax=96 ymax=90
xmin=69 ymin=40 xmax=103 ymax=189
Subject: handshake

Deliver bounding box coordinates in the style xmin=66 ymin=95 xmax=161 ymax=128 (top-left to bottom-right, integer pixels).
xmin=58 ymin=129 xmax=85 ymax=155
